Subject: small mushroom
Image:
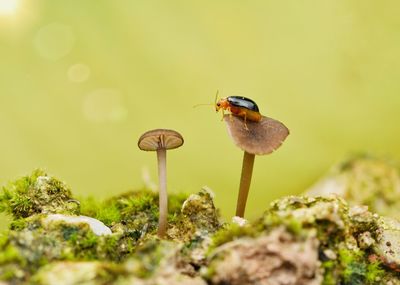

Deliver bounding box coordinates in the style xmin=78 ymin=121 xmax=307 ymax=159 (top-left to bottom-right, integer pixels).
xmin=138 ymin=129 xmax=184 ymax=238
xmin=224 ymin=115 xmax=289 ymax=217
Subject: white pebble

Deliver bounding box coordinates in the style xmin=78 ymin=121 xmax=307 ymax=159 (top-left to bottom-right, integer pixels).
xmin=44 ymin=214 xmax=112 ymax=236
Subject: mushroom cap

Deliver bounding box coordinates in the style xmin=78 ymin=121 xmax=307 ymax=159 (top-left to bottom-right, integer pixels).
xmin=224 ymin=115 xmax=289 ymax=155
xmin=138 ymin=129 xmax=184 ymax=151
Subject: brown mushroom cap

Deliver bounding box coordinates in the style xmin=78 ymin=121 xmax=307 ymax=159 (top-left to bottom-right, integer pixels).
xmin=224 ymin=115 xmax=289 ymax=155
xmin=138 ymin=129 xmax=184 ymax=151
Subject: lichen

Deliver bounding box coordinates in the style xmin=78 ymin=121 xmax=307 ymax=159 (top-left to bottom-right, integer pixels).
xmin=206 ymin=227 xmax=322 ymax=285
xmin=205 ymin=195 xmax=394 ymax=285
xmin=0 ymin=172 xmax=224 ymax=284
xmin=0 ymin=214 xmax=131 ymax=282
xmin=307 ymin=154 xmax=400 ymax=218
xmin=1 ymin=167 xmax=400 ymax=284
xmin=31 ymin=261 xmax=129 ymax=285
xmin=168 ymin=187 xmax=221 ymax=242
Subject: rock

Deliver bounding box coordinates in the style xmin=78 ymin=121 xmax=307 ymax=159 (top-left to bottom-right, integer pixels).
xmin=231 ymin=216 xmax=248 ymax=227
xmin=0 ymin=170 xmax=77 ymax=219
xmin=32 ymin=262 xmax=102 ymax=285
xmin=122 ymin=239 xmax=207 ymax=285
xmin=33 ymin=259 xmax=208 ymax=285
xmin=180 ymin=187 xmax=219 ymax=231
xmin=256 ymin=196 xmax=390 ymax=284
xmin=167 ymin=187 xmax=221 ymax=242
xmin=307 ymin=155 xmax=400 ymax=218
xmin=374 ymin=217 xmax=400 ymax=272
xmin=44 ymin=214 xmax=112 ymax=236
xmin=2 ymin=169 xmax=400 ymax=284
xmin=207 ymin=227 xmax=322 ymax=285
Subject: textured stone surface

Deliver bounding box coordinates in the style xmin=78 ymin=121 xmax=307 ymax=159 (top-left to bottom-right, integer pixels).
xmin=208 ymin=227 xmax=322 ymax=285
xmin=1 ymin=166 xmax=400 ymax=284
xmin=307 ymin=155 xmax=400 ymax=218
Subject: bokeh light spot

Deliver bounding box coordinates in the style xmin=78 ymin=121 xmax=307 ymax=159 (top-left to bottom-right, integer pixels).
xmin=34 ymin=23 xmax=75 ymax=60
xmin=83 ymin=89 xmax=128 ymax=123
xmin=67 ymin=63 xmax=91 ymax=83
xmin=0 ymin=0 xmax=19 ymax=15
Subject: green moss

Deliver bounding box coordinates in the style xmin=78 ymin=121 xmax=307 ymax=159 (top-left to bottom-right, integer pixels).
xmin=168 ymin=188 xmax=220 ymax=242
xmin=0 ymin=169 xmax=398 ymax=284
xmin=82 ymin=189 xmax=193 ymax=245
xmin=79 ymin=189 xmax=187 ymax=261
xmin=80 ymin=197 xmax=121 ymax=227
xmin=52 ymin=222 xmax=124 ymax=262
xmin=81 ymin=190 xmax=188 ymax=235
xmin=210 ymin=223 xmax=257 ymax=250
xmin=0 ymin=170 xmax=76 ymax=220
xmin=9 ymin=218 xmax=27 ymax=231
xmin=0 ymin=244 xmax=23 ymax=264
xmin=61 ymin=224 xmax=81 ymax=241
xmin=96 ymin=205 xmax=121 ymax=226
xmin=321 ymin=248 xmax=385 ymax=285
xmin=286 ymin=218 xmax=303 ymax=235
xmin=254 ymin=195 xmax=391 ymax=285
xmin=168 ymin=192 xmax=188 ymax=215
xmin=1 ymin=268 xmax=18 ymax=281
xmin=339 ymin=249 xmax=365 ymax=284
xmin=322 ymin=260 xmax=336 ymax=285
xmin=0 ymin=233 xmax=8 ymax=248
xmin=127 ymin=239 xmax=175 ymax=279
xmin=117 ymin=193 xmax=154 ymax=218
xmin=0 ymin=213 xmax=138 ymax=283
xmin=261 ymin=196 xmax=357 ymax=249
xmin=365 ymin=261 xmax=385 ymax=283
xmin=0 ymin=234 xmax=27 ymax=281
xmin=0 ymin=169 xmax=45 ymax=217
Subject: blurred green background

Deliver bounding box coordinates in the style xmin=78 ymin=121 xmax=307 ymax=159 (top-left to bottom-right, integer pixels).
xmin=1 ymin=1 xmax=399 ymax=225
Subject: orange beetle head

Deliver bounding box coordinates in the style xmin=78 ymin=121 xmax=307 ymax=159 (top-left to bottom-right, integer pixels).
xmin=215 ymin=98 xmax=229 ymax=112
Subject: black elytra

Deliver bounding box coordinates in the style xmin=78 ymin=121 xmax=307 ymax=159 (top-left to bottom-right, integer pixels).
xmin=227 ymin=96 xmax=260 ymax=112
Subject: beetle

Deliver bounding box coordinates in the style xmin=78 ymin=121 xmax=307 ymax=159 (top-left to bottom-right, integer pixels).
xmin=215 ymin=95 xmax=262 ymax=129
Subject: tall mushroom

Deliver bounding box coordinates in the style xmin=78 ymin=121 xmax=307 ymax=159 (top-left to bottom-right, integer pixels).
xmin=224 ymin=115 xmax=289 ymax=217
xmin=138 ymin=129 xmax=184 ymax=238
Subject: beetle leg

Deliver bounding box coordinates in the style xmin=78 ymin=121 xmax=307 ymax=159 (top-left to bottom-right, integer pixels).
xmin=220 ymin=109 xmax=225 ymax=121
xmin=227 ymin=107 xmax=233 ymax=122
xmin=243 ymin=113 xmax=249 ymax=131
xmin=237 ymin=109 xmax=249 ymax=130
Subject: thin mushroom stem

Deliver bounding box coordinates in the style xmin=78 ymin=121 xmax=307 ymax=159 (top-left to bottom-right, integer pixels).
xmin=157 ymin=148 xmax=168 ymax=238
xmin=235 ymin=151 xmax=255 ymax=217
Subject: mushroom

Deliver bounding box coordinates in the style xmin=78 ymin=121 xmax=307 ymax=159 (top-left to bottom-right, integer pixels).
xmin=223 ymin=115 xmax=289 ymax=217
xmin=138 ymin=129 xmax=184 ymax=238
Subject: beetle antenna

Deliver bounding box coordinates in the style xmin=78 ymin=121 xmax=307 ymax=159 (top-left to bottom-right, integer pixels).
xmin=193 ymin=90 xmax=220 ymax=108
xmin=193 ymin=103 xmax=214 ymax=108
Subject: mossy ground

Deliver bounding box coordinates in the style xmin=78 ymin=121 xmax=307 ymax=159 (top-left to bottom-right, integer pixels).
xmin=0 ymin=159 xmax=400 ymax=284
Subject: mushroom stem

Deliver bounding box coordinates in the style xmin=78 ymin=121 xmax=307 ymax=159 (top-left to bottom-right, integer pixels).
xmin=156 ymin=148 xmax=168 ymax=238
xmin=235 ymin=151 xmax=255 ymax=217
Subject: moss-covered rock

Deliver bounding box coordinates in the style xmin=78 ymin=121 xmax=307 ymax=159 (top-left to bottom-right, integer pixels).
xmin=168 ymin=187 xmax=220 ymax=242
xmin=1 ymin=166 xmax=400 ymax=284
xmin=307 ymin=154 xmax=400 ymax=218
xmin=374 ymin=217 xmax=400 ymax=272
xmin=0 ymin=213 xmax=127 ymax=282
xmin=0 ymin=170 xmax=77 ymax=219
xmin=0 ymin=171 xmax=222 ymax=284
xmin=32 ymin=261 xmax=129 ymax=285
xmin=203 ymin=194 xmax=400 ymax=285
xmin=206 ymin=227 xmax=322 ymax=285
